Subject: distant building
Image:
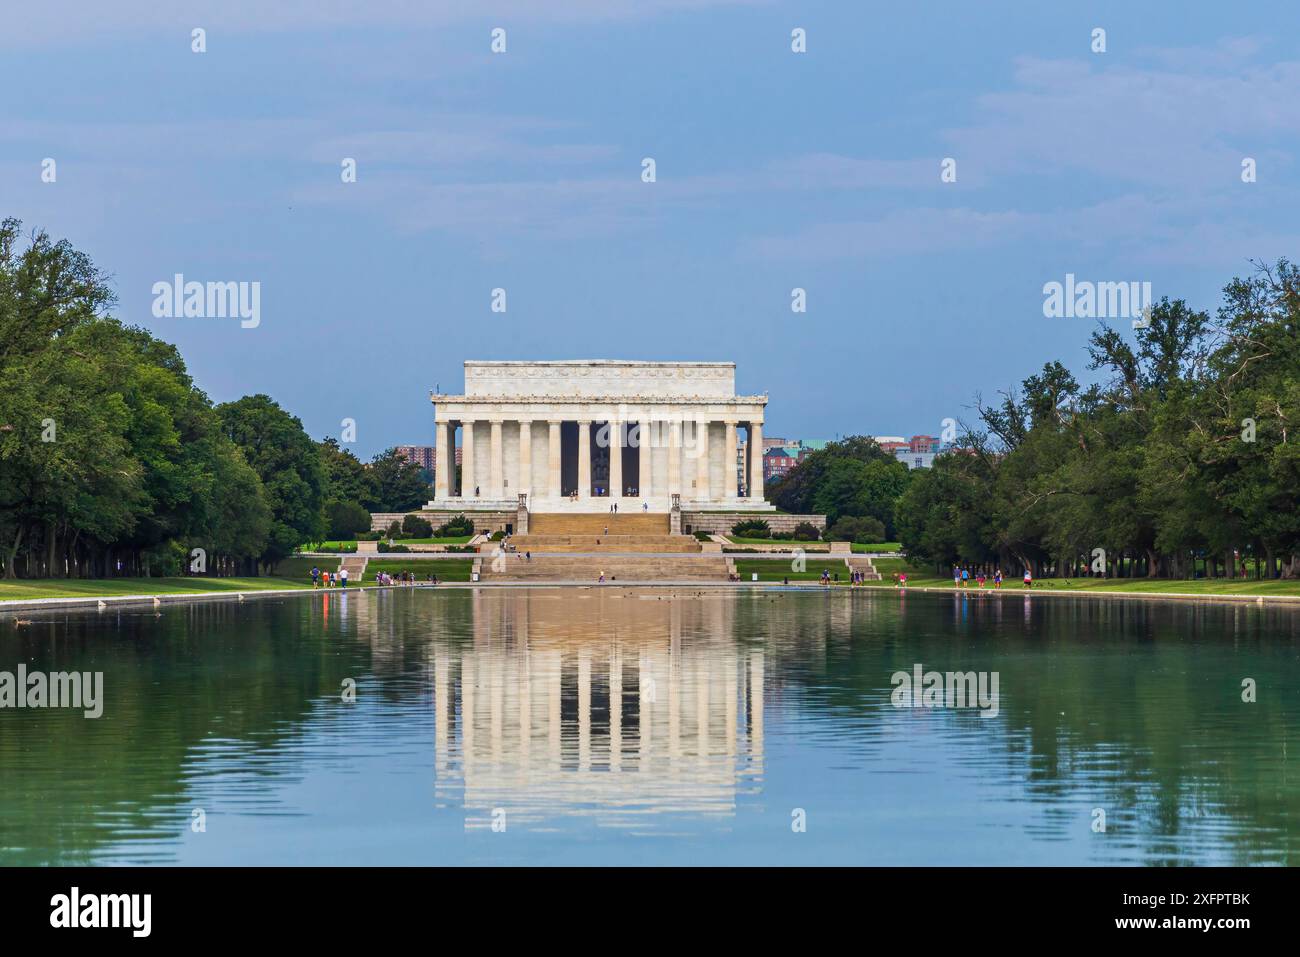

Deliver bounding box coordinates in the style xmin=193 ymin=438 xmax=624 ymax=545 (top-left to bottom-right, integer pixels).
xmin=395 ymin=445 xmax=436 ymax=472
xmin=763 ymin=446 xmax=800 ymax=481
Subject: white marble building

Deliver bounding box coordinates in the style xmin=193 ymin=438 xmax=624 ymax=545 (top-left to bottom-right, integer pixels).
xmin=429 ymin=360 xmax=772 ymax=512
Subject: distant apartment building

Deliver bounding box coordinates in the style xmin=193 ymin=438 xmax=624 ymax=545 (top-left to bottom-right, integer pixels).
xmin=760 ymin=433 xmax=947 ymax=482
xmin=395 ymin=445 xmax=436 ymax=472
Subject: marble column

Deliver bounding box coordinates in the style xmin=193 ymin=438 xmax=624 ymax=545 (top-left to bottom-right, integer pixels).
xmin=518 ymin=420 xmax=532 ymax=498
xmin=548 ymin=420 xmax=562 ymax=499
xmin=434 ymin=421 xmax=451 ymax=499
xmin=489 ymin=419 xmax=504 ymax=497
xmin=462 ymin=419 xmax=476 ymax=498
xmin=608 ymin=420 xmax=623 ymax=499
xmin=724 ymin=420 xmax=738 ymax=498
xmin=749 ymin=421 xmax=764 ymax=501
xmin=667 ymin=420 xmax=682 ymax=496
xmin=637 ymin=421 xmax=651 ymax=497
xmin=577 ymin=420 xmax=591 ymax=499
xmin=695 ymin=419 xmax=710 ymax=500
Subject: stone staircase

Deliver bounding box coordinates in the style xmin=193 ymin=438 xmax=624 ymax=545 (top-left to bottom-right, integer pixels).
xmin=478 ymin=554 xmax=729 ymax=582
xmin=340 ymin=555 xmax=368 ymax=581
xmin=846 ymin=555 xmax=881 ymax=580
xmin=527 ymin=513 xmax=670 ymax=535
xmin=508 ymin=534 xmax=700 ymax=553
xmin=478 ymin=512 xmax=722 ymax=581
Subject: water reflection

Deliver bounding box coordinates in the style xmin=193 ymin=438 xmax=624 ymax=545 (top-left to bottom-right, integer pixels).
xmin=1 ymin=587 xmax=1297 ymax=865
xmin=431 ymin=592 xmax=765 ymax=829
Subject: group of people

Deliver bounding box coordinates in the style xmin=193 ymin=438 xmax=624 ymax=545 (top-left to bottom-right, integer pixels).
xmin=375 ymin=570 xmax=436 ymax=586
xmin=310 ymin=566 xmax=348 ymax=588
xmin=949 ymin=567 xmax=1031 ymax=588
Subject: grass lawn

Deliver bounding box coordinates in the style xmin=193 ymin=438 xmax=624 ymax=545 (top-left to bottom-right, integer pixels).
xmin=860 ymin=558 xmax=1300 ymax=596
xmin=362 ymin=559 xmax=474 ymax=583
xmin=390 ymin=536 xmax=474 ymax=545
xmin=0 ymin=576 xmax=315 ymax=602
xmin=268 ymin=557 xmax=339 ymax=581
xmin=851 ymin=542 xmax=902 ymax=553
xmin=726 ymin=536 xmax=826 ymax=547
xmin=733 ymin=558 xmax=849 ymax=582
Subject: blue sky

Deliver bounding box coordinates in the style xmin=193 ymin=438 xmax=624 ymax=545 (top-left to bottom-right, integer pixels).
xmin=3 ymin=0 xmax=1297 ymax=457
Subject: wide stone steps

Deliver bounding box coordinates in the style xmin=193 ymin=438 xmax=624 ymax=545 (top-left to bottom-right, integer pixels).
xmin=528 ymin=513 xmax=670 ymax=535
xmin=846 ymin=555 xmax=882 ymax=580
xmin=479 ymin=554 xmax=729 ymax=582
xmin=509 ymin=534 xmax=700 ymax=553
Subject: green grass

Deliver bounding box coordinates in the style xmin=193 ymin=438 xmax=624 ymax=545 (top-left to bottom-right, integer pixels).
xmin=733 ymin=558 xmax=849 ymax=582
xmin=361 ymin=559 xmax=474 ymax=583
xmin=861 ymin=557 xmax=1300 ymax=595
xmin=0 ymin=577 xmax=315 ymax=602
xmin=850 ymin=542 xmax=902 ymax=553
xmin=389 ymin=536 xmax=473 ymax=545
xmin=268 ymin=556 xmax=339 ymax=580
xmin=726 ymin=535 xmax=826 ymax=547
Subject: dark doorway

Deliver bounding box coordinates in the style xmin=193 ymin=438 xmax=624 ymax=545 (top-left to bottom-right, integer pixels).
xmin=560 ymin=421 xmax=578 ymax=496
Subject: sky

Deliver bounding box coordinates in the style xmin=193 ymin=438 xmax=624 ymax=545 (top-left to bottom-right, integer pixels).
xmin=2 ymin=0 xmax=1297 ymax=458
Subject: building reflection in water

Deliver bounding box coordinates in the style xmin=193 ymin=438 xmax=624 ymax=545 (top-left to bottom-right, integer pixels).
xmin=431 ymin=590 xmax=765 ymax=830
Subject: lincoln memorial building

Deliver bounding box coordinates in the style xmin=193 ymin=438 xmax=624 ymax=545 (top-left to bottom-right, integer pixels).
xmin=428 ymin=360 xmax=773 ymax=513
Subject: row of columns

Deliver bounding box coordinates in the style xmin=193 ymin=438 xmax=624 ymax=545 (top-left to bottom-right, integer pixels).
xmin=434 ymin=418 xmax=764 ymax=501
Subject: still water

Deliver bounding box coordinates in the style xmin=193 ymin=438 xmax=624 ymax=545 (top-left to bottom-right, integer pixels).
xmin=2 ymin=587 xmax=1297 ymax=865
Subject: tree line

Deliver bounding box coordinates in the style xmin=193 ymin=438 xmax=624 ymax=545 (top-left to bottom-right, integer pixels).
xmin=894 ymin=261 xmax=1300 ymax=579
xmin=0 ymin=219 xmax=429 ymax=579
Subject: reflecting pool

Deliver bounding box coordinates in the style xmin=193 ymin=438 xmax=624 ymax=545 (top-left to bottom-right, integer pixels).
xmin=1 ymin=587 xmax=1296 ymax=865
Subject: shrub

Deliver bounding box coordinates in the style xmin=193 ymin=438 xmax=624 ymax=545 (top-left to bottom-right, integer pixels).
xmin=402 ymin=513 xmax=434 ymax=538
xmin=356 ymin=530 xmax=383 ymax=541
xmin=380 ymin=542 xmax=410 ymax=553
xmin=435 ymin=514 xmax=475 ymax=537
xmin=694 ymin=530 xmax=712 ymax=541
xmin=386 ymin=520 xmax=402 ymax=539
xmin=792 ymin=522 xmax=821 ymax=541
xmin=827 ymin=515 xmax=886 ymax=544
xmin=325 ymin=499 xmax=371 ymax=540
xmin=490 ymin=530 xmax=505 ymax=541
xmin=732 ymin=518 xmax=771 ymax=538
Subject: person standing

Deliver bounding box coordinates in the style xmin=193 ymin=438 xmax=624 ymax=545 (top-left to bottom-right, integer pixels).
xmin=340 ymin=567 xmax=349 ymax=589
xmin=311 ymin=566 xmax=320 ymax=588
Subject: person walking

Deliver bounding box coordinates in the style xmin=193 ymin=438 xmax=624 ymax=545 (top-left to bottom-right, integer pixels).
xmin=1023 ymin=567 xmax=1032 ymax=589
xmin=311 ymin=566 xmax=320 ymax=588
xmin=340 ymin=567 xmax=349 ymax=589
